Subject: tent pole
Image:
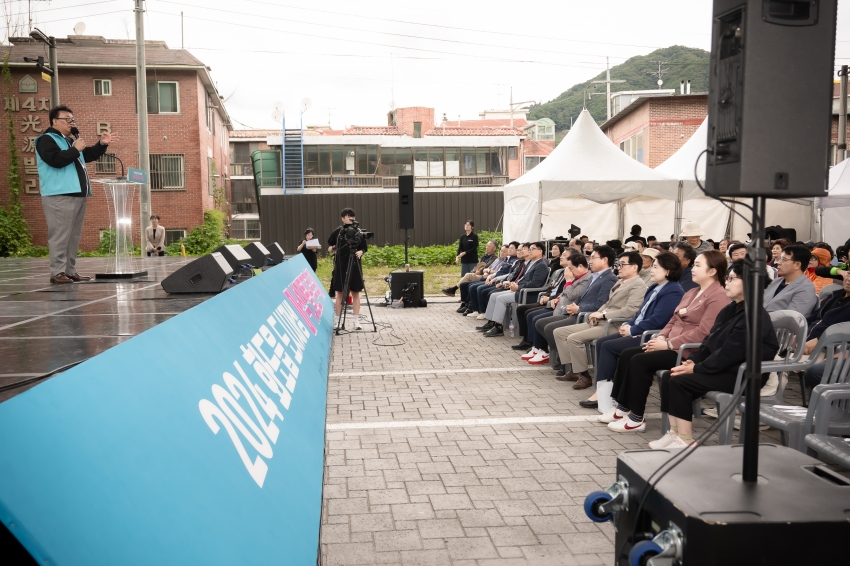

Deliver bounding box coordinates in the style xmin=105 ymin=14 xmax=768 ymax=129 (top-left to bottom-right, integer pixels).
xmin=724 ymin=200 xmax=735 ymax=240
xmin=617 ymin=199 xmax=625 ymax=242
xmin=673 ymin=181 xmax=683 ymax=238
xmin=538 ymin=181 xmax=544 ymax=240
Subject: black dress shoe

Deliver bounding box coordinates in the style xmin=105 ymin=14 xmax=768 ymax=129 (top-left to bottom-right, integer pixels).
xmin=552 ymin=364 xmax=564 ymax=372
xmin=483 ymin=325 xmax=504 ymax=337
xmin=476 ymin=321 xmax=495 ymax=331
xmin=579 ymin=399 xmax=599 ymax=409
xmin=456 ymin=303 xmax=468 ymax=313
xmin=511 ymin=340 xmax=532 ymax=350
xmin=441 ymin=287 xmax=457 ymax=297
xmin=555 ymin=367 xmax=566 ymax=377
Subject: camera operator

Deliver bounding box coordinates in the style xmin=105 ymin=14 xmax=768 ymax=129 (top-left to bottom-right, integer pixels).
xmin=327 ymin=208 xmax=367 ymax=330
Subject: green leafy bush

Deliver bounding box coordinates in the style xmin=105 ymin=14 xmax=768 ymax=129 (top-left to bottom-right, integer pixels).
xmin=0 ymin=53 xmax=31 ymax=257
xmin=167 ymin=209 xmax=227 ymax=256
xmin=359 ymin=231 xmax=503 ymax=268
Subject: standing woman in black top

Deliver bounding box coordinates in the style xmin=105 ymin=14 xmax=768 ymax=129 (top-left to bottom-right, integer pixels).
xmin=456 ymin=220 xmax=479 ymax=277
xmin=296 ymin=227 xmax=320 ymax=272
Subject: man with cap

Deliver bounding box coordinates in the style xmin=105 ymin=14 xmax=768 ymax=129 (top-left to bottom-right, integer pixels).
xmin=679 ymin=222 xmax=713 ymax=254
xmin=638 ymin=247 xmax=659 ymax=285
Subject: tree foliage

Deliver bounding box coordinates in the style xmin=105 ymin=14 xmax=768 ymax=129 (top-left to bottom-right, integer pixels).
xmin=528 ymin=46 xmax=710 ymax=131
xmin=0 ymin=52 xmax=32 ymax=257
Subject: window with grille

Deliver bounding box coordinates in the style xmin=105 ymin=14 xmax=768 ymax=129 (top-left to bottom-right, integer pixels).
xmin=149 ymin=154 xmax=185 ymax=190
xmin=95 ymin=153 xmax=116 ymax=174
xmin=94 ymin=79 xmax=111 ymax=96
xmin=165 ymin=229 xmax=186 ymax=246
xmin=135 ymin=81 xmax=179 ymax=114
xmin=231 ymin=219 xmax=261 ymax=240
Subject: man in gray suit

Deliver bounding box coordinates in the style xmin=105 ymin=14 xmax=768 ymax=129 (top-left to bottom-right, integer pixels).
xmin=764 ymin=244 xmax=818 ymax=317
xmin=553 ymin=251 xmax=648 ymax=389
xmin=536 ymin=245 xmax=619 ymax=369
xmin=480 ymin=242 xmax=549 ymax=337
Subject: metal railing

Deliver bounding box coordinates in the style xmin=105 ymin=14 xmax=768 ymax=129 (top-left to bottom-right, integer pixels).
xmin=253 ymin=174 xmax=510 ymax=190
xmin=230 ymin=163 xmax=253 ymax=176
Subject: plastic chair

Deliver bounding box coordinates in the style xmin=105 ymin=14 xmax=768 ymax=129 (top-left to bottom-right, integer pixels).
xmin=818 ymin=283 xmax=843 ymax=302
xmin=744 ymin=321 xmax=850 ymax=453
xmin=504 ymin=269 xmax=564 ymax=333
xmin=710 ymin=310 xmax=808 ymax=445
xmin=656 ymin=342 xmax=704 ymax=434
xmin=804 ymin=384 xmax=850 ymax=470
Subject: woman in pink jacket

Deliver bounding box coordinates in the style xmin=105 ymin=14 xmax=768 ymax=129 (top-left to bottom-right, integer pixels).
xmin=599 ymin=250 xmax=731 ymax=431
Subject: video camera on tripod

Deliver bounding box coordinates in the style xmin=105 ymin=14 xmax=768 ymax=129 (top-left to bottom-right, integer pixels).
xmin=340 ymin=221 xmax=374 ymax=248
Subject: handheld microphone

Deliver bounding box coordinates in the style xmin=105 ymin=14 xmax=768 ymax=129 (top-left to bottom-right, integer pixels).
xmin=70 ymin=127 xmax=80 ymax=139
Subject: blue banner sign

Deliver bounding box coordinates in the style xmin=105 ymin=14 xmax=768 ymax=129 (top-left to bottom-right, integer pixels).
xmin=0 ymin=255 xmax=333 ymax=565
xmin=127 ymin=167 xmax=148 ymax=184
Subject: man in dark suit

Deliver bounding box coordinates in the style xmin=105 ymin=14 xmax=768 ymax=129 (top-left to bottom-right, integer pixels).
xmin=537 ymin=245 xmax=619 ymax=368
xmin=479 ymin=242 xmax=549 ymax=336
xmin=472 ymin=244 xmax=528 ymax=318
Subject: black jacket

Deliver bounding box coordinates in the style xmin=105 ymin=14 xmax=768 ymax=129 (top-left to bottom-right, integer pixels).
xmin=457 ymin=232 xmax=479 ymax=264
xmin=35 ymin=127 xmax=109 ymax=196
xmin=689 ymin=301 xmax=779 ymax=375
xmin=808 ymin=289 xmax=850 ymax=342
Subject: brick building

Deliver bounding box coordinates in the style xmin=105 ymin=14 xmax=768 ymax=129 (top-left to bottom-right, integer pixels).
xmin=600 ymin=92 xmax=708 ymax=168
xmin=0 ymin=35 xmax=231 ymax=250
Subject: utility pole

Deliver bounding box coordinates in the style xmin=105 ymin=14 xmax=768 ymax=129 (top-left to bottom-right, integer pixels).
xmin=839 ymin=65 xmax=848 ymax=163
xmin=591 ymin=57 xmax=626 ymax=121
xmin=508 ymin=86 xmax=534 ymax=131
xmin=135 ymin=0 xmax=151 ymax=248
xmin=647 ymin=60 xmax=668 ymax=89
xmin=26 ymin=29 xmax=59 ymax=106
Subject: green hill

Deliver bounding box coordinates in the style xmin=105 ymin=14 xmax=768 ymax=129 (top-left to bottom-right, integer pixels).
xmin=529 ymin=45 xmax=710 ymax=130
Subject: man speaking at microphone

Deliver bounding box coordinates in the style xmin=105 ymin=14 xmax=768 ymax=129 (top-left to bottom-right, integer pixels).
xmin=36 ymin=105 xmax=118 ymax=284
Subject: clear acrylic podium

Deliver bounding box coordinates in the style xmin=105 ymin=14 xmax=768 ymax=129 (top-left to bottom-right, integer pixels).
xmin=91 ymin=178 xmax=148 ymax=279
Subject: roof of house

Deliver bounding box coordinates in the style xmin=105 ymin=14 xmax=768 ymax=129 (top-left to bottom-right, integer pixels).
xmin=2 ymin=36 xmax=231 ymax=129
xmin=599 ymin=92 xmax=708 ymax=131
xmin=448 ymin=118 xmax=529 ymax=129
xmin=343 ymin=126 xmax=402 ymax=135
xmin=523 ymin=139 xmax=555 ymax=156
xmin=425 ymin=126 xmax=525 ymax=137
xmin=231 ymin=129 xmax=281 ymax=139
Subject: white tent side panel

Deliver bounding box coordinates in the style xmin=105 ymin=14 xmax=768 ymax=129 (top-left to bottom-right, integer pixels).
xmin=731 ymin=199 xmax=812 ymax=242
xmin=624 ymin=198 xmax=676 ymax=243
xmin=822 ymin=206 xmax=850 ymax=248
xmin=503 ymin=195 xmax=541 ymax=243
xmin=543 ymin=198 xmax=619 ymax=242
xmin=681 ymin=198 xmax=732 ymax=241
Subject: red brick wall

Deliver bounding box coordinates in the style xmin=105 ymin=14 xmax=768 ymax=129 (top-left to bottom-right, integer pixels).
xmin=393 ymin=107 xmax=434 ymax=137
xmin=646 ymin=97 xmax=707 ymax=168
xmin=0 ymin=68 xmax=228 ymax=250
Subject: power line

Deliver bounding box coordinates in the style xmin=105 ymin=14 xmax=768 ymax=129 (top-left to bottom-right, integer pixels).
xmin=158 ymin=0 xmax=624 ymax=61
xmin=149 ymin=10 xmax=608 ymax=69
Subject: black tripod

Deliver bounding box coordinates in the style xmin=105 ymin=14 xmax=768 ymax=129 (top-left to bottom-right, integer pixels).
xmin=336 ymin=241 xmax=377 ymax=335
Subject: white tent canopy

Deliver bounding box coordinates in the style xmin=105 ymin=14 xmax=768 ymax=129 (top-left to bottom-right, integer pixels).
xmin=654 ymin=117 xmax=708 ymax=200
xmin=503 ymin=109 xmax=679 ymax=242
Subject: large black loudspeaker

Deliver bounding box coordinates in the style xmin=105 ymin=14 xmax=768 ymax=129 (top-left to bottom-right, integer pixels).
xmin=398 ymin=175 xmax=414 ymax=230
xmin=244 ymin=242 xmax=271 ymax=267
xmin=265 ymin=242 xmax=286 ymax=264
xmin=705 ymin=0 xmax=837 ymax=198
xmin=161 ymin=252 xmax=234 ymax=293
xmin=213 ymin=244 xmax=253 ymax=271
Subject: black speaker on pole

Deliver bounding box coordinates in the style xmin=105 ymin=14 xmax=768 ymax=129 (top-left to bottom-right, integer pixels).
xmin=398 ymin=175 xmax=414 ymax=230
xmin=213 ymin=244 xmax=254 ymax=271
xmin=161 ymin=252 xmax=234 ymax=293
xmin=265 ymin=242 xmax=286 ymax=264
xmin=705 ymin=0 xmax=837 ymax=198
xmin=244 ymin=242 xmax=271 ymax=268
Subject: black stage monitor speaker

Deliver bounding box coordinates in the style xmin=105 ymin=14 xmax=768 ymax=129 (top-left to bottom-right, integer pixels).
xmin=390 ymin=270 xmax=425 ymax=307
xmin=398 ymin=175 xmax=414 ymax=230
xmin=244 ymin=242 xmax=271 ymax=267
xmin=213 ymin=244 xmax=253 ymax=271
xmin=705 ymin=0 xmax=837 ymax=198
xmin=265 ymin=242 xmax=285 ymax=264
xmin=161 ymin=252 xmax=233 ymax=293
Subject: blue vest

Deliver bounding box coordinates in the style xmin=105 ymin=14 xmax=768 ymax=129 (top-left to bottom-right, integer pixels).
xmin=35 ymin=132 xmax=91 ymax=197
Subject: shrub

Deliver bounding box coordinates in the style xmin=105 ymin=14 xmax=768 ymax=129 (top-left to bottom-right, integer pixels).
xmin=168 ymin=209 xmax=227 ymax=256
xmin=359 ymin=231 xmax=503 ymax=269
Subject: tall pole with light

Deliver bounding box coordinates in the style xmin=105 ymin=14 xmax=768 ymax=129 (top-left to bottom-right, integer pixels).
xmin=26 ymin=28 xmax=59 ymax=106
xmin=135 ymin=0 xmax=151 ymax=248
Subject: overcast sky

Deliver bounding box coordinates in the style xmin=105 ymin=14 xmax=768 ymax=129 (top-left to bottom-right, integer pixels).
xmin=8 ymin=0 xmax=850 ymax=130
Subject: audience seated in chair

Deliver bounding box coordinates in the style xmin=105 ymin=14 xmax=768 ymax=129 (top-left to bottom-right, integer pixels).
xmin=513 ymin=256 xmax=572 ymax=352
xmin=478 ymin=242 xmax=549 ymax=337
xmin=443 ymin=239 xmax=498 ymax=301
xmin=764 ymin=244 xmax=818 ymax=317
xmin=646 ymin=259 xmax=779 ymax=449
xmin=551 ymin=250 xmax=648 ymax=390
xmin=462 ymin=242 xmax=520 ymax=316
xmin=595 ymin=250 xmax=730 ymax=423
xmin=522 ymin=245 xmax=618 ymax=368
xmin=581 ymin=251 xmax=686 ymax=409
xmin=672 ymin=242 xmax=698 ymax=292
xmin=800 ymin=272 xmax=850 ymax=391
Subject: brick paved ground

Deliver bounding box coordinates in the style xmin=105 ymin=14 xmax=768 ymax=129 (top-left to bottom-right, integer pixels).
xmin=321 ymin=298 xmax=794 ymax=566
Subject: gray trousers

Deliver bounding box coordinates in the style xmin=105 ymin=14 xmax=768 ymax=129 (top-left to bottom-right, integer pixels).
xmin=42 ymin=195 xmax=87 ymax=277
xmin=535 ymin=314 xmax=577 ymax=366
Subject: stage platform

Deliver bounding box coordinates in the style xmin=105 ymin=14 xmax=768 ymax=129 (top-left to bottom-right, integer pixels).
xmin=0 ymin=257 xmax=210 ymax=403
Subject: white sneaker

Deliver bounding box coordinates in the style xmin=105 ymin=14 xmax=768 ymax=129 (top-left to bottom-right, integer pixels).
xmin=354 ymin=321 xmax=362 ymax=330
xmin=608 ymin=417 xmax=646 ymax=433
xmin=521 ymin=347 xmax=538 ymax=361
xmin=334 ymin=317 xmax=344 ymax=330
xmin=648 ymin=430 xmax=680 ymax=450
xmin=528 ymin=351 xmax=549 ymax=364
xmin=598 ymin=408 xmax=627 ymax=424
xmin=465 ymin=311 xmax=479 ymax=317
xmin=476 ymin=313 xmax=488 ymax=320
xmin=664 ymin=435 xmax=692 ymax=449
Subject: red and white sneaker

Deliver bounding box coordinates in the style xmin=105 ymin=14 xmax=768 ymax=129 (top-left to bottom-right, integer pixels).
xmin=521 ymin=347 xmax=538 ymax=361
xmin=528 ymin=351 xmax=550 ymax=364
xmin=607 ymin=416 xmax=646 ymax=433
xmin=597 ymin=407 xmax=627 ymax=424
